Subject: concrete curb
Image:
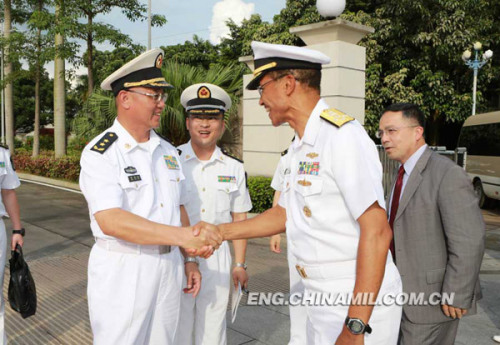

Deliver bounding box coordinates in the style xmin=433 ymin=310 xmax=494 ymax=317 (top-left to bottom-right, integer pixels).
xmin=17 ymin=172 xmax=80 ymax=191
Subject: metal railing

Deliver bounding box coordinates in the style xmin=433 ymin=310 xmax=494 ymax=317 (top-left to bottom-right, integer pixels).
xmin=376 ymin=145 xmax=467 ymax=196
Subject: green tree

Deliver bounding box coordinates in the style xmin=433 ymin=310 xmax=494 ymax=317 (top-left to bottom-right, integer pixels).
xmin=72 ymin=61 xmax=246 ymax=149
xmin=67 ymin=0 xmax=166 ymax=96
xmin=162 ymin=35 xmax=219 ymax=69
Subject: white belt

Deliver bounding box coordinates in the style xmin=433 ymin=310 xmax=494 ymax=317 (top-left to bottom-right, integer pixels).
xmin=95 ymin=238 xmax=171 ymax=255
xmin=295 ymin=260 xmax=357 ymax=280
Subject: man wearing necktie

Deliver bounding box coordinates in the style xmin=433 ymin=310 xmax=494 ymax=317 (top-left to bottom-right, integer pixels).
xmin=379 ymin=103 xmax=485 ymax=345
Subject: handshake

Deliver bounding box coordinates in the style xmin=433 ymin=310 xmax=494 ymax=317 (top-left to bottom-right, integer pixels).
xmin=182 ymin=222 xmax=224 ymax=258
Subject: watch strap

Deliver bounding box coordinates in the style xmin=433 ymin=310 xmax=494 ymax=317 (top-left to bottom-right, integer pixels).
xmin=12 ymin=228 xmax=25 ymax=237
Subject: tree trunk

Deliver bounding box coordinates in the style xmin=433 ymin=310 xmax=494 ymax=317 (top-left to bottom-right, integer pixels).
xmin=87 ymin=11 xmax=94 ymax=96
xmin=32 ymin=0 xmax=42 ymax=157
xmin=3 ymin=0 xmax=14 ymax=152
xmin=54 ymin=1 xmax=66 ymax=158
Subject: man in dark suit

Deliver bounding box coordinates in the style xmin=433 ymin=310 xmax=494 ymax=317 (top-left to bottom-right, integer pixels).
xmin=378 ymin=103 xmax=485 ymax=345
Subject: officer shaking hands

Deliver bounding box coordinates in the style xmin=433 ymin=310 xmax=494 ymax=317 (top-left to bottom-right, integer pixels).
xmin=211 ymin=42 xmax=403 ymax=345
xmin=79 ymin=49 xmax=222 ymax=345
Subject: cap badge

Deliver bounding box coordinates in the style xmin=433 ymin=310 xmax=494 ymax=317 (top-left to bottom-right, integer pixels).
xmin=198 ymin=86 xmax=211 ymax=99
xmin=155 ymin=53 xmax=163 ymax=69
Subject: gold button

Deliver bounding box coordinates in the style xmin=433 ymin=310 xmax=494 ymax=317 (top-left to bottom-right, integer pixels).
xmin=135 ymin=183 xmax=138 ymax=188
xmin=202 ymin=209 xmax=205 ymax=213
xmin=177 ymin=178 xmax=180 ymax=182
xmin=202 ymin=188 xmax=206 ymax=192
xmin=186 ymin=155 xmax=191 ymax=159
xmin=303 ymin=206 xmax=312 ymax=217
xmin=202 ymin=167 xmax=205 ymax=171
xmin=125 ymin=143 xmax=131 ymax=149
xmin=226 ymin=188 xmax=229 ymax=192
xmin=160 ymin=203 xmax=164 ymax=207
xmin=155 ymin=178 xmax=158 ymax=182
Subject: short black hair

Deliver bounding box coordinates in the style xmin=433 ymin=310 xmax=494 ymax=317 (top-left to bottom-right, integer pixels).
xmin=381 ymin=103 xmax=425 ymax=129
xmin=269 ymin=69 xmax=321 ymax=93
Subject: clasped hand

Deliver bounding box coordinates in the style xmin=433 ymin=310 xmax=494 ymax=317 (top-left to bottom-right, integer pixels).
xmin=183 ymin=221 xmax=223 ymax=258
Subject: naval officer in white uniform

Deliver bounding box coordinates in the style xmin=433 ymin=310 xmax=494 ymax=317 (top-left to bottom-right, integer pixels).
xmin=176 ymin=83 xmax=252 ymax=345
xmin=79 ymin=49 xmax=222 ymax=345
xmin=0 ymin=145 xmax=25 ymax=345
xmin=217 ymin=41 xmax=403 ymax=345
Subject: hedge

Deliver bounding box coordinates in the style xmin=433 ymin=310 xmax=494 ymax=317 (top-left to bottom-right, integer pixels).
xmin=247 ymin=176 xmax=274 ymax=213
xmin=13 ymin=149 xmax=275 ymax=213
xmin=13 ymin=150 xmax=80 ymax=182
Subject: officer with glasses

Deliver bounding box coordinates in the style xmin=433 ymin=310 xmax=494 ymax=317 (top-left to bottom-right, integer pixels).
xmin=79 ymin=49 xmax=222 ymax=345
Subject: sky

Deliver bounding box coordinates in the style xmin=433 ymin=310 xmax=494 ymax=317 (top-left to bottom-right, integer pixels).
xmin=39 ymin=0 xmax=286 ymax=82
xmin=96 ymin=0 xmax=286 ymax=50
xmin=62 ymin=0 xmax=286 ymax=82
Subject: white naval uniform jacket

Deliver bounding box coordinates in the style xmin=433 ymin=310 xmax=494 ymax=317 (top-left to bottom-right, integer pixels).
xmin=0 ymin=147 xmax=20 ymax=215
xmin=178 ymin=141 xmax=252 ymax=226
xmin=80 ymin=119 xmax=186 ymax=238
xmin=278 ymin=99 xmax=386 ymax=267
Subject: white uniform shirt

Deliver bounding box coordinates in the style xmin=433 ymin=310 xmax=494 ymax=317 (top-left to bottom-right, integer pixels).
xmin=278 ymin=99 xmax=386 ymax=265
xmin=0 ymin=147 xmax=20 ymax=216
xmin=178 ymin=141 xmax=252 ymax=225
xmin=80 ymin=119 xmax=185 ymax=239
xmin=271 ymin=150 xmax=291 ymax=192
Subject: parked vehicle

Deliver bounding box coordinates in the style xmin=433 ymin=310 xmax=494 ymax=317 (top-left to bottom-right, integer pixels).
xmin=457 ymin=111 xmax=500 ymax=208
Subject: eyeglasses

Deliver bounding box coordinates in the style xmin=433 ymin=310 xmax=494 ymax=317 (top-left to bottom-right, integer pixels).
xmin=127 ymin=89 xmax=167 ymax=103
xmin=257 ymin=75 xmax=287 ymax=96
xmin=376 ymin=125 xmax=420 ymax=139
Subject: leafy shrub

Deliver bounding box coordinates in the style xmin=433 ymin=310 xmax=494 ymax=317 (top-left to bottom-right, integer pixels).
xmin=247 ymin=176 xmax=274 ymax=213
xmin=67 ymin=136 xmax=88 ymax=156
xmin=13 ymin=150 xmax=80 ymax=182
xmin=23 ymin=135 xmax=55 ymax=151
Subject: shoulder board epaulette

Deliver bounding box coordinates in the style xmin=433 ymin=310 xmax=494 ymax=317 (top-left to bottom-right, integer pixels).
xmin=91 ymin=132 xmax=118 ymax=154
xmin=221 ymin=147 xmax=243 ymax=163
xmin=177 ymin=148 xmax=182 ymax=156
xmin=320 ymin=108 xmax=354 ymax=128
xmin=154 ymin=130 xmax=173 ymax=145
xmin=281 ymin=148 xmax=288 ymax=156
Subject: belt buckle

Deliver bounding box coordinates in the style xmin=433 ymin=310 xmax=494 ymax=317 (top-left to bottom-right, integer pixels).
xmin=295 ymin=265 xmax=308 ymax=279
xmin=159 ymin=245 xmax=171 ymax=255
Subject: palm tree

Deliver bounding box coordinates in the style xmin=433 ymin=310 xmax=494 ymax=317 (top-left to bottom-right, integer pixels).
xmin=54 ymin=0 xmax=66 ymax=158
xmin=72 ymin=61 xmax=247 ymax=152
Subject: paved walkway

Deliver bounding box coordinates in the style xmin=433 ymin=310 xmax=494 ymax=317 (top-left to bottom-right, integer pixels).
xmin=2 ymin=178 xmax=500 ymax=344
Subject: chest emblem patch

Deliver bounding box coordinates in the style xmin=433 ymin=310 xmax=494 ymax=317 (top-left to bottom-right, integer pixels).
xmin=298 ymin=161 xmax=319 ymax=175
xmin=164 ymin=155 xmax=180 ymax=170
xmin=124 ymin=166 xmax=137 ymax=174
xmin=306 ymin=152 xmax=318 ymax=159
xmin=218 ymin=175 xmax=236 ymax=183
xmin=297 ymin=179 xmax=312 ymax=186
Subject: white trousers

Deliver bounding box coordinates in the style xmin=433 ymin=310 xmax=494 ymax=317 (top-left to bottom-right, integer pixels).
xmin=302 ymin=259 xmax=402 ymax=345
xmin=87 ymin=244 xmax=183 ymax=345
xmin=177 ymin=241 xmax=231 ymax=345
xmin=287 ymin=240 xmax=307 ymax=345
xmin=0 ymin=220 xmax=6 ymax=345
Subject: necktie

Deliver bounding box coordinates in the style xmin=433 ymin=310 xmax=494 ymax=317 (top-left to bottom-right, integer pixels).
xmin=388 ymin=165 xmax=405 ymax=261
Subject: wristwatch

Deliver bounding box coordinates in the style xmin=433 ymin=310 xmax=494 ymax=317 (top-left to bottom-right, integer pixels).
xmin=12 ymin=228 xmax=25 ymax=237
xmin=184 ymin=256 xmax=199 ymax=265
xmin=235 ymin=262 xmax=247 ymax=270
xmin=345 ymin=316 xmax=372 ymax=335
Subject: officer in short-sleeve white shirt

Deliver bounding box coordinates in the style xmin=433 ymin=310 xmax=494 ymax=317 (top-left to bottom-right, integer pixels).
xmin=0 ymin=146 xmax=24 ymax=345
xmin=176 ymin=83 xmax=252 ymax=345
xmin=220 ymin=41 xmax=403 ymax=345
xmin=79 ymin=49 xmax=220 ymax=345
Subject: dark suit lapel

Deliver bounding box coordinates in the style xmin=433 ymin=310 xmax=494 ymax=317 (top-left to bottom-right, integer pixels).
xmin=395 ymin=148 xmax=432 ymax=221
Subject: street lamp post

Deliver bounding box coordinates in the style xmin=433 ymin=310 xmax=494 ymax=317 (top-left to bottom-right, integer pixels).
xmin=462 ymin=42 xmax=493 ymax=115
xmin=148 ymin=0 xmax=152 ymax=50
